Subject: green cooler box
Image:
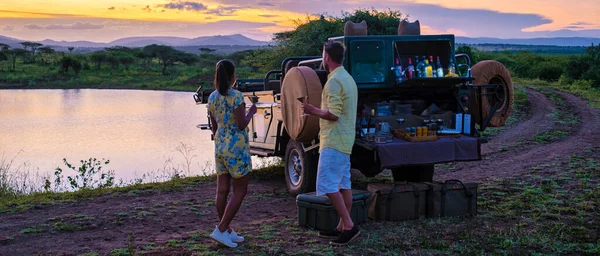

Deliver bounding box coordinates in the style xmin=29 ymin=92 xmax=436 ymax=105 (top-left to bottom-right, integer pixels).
xmin=296 ymin=189 xmax=373 ymax=231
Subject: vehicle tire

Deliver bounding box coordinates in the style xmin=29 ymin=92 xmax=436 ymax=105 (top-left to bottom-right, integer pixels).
xmin=280 ymin=66 xmax=323 ymax=143
xmin=470 ymin=60 xmax=514 ymax=127
xmin=391 ymin=165 xmax=434 ymax=182
xmin=284 ymin=140 xmax=318 ymax=195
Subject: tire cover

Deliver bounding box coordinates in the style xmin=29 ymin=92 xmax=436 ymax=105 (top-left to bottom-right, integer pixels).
xmin=469 ymin=60 xmax=514 ymax=127
xmin=281 ymin=66 xmax=323 ymax=142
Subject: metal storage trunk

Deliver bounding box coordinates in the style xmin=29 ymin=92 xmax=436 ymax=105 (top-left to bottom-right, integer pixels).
xmin=296 ymin=189 xmax=373 ymax=231
xmin=367 ymin=182 xmax=429 ymax=221
xmin=424 ymin=180 xmax=478 ymax=218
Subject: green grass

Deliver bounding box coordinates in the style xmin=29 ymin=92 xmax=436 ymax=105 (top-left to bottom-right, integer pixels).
xmin=21 ymin=227 xmax=45 ymax=234
xmin=0 ymin=58 xmax=263 ymax=92
xmin=515 ymin=77 xmax=600 ymax=109
xmin=533 ymin=130 xmax=569 ymax=143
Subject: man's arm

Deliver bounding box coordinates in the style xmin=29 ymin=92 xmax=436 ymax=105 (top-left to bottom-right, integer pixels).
xmin=302 ymin=79 xmax=342 ymax=121
xmin=302 ymin=105 xmax=339 ymax=121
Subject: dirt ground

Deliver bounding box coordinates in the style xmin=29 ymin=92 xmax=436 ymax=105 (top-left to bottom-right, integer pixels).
xmin=0 ymin=87 xmax=598 ymax=255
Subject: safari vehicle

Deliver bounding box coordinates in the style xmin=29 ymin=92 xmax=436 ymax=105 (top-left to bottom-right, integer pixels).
xmin=194 ymin=32 xmax=514 ymax=195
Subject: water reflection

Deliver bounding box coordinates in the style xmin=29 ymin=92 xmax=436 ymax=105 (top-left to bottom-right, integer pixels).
xmin=0 ymin=89 xmax=272 ymax=182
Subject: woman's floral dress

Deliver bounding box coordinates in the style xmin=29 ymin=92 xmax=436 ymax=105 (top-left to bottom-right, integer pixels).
xmin=207 ymin=88 xmax=252 ymax=178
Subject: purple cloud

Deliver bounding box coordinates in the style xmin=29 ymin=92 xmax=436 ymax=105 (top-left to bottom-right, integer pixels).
xmin=564 ymin=25 xmax=584 ymax=29
xmin=25 ymin=22 xmax=104 ymax=30
xmin=25 ymin=24 xmax=44 ymax=30
xmin=570 ymin=22 xmax=593 ymax=26
xmin=259 ymin=14 xmax=278 ymax=18
xmin=162 ymin=1 xmax=208 ymax=11
xmin=204 ymin=6 xmax=243 ymax=16
xmin=3 ymin=25 xmax=14 ymax=31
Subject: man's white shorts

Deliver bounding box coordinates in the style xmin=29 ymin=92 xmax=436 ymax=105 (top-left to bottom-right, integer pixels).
xmin=316 ymin=147 xmax=351 ymax=196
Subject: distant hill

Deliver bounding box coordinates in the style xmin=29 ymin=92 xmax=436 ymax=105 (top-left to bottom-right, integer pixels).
xmin=2 ymin=34 xmax=598 ymax=52
xmin=0 ymin=34 xmax=270 ymax=49
xmin=108 ymin=37 xmax=191 ymax=47
xmin=456 ymin=37 xmax=600 ymax=47
xmin=0 ymin=35 xmax=23 ymax=48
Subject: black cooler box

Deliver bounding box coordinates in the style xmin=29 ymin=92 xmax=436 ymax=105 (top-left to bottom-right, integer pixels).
xmin=424 ymin=180 xmax=478 ymax=217
xmin=296 ymin=189 xmax=373 ymax=231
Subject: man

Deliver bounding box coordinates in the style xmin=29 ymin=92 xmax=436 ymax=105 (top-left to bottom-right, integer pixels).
xmin=301 ymin=41 xmax=359 ymax=246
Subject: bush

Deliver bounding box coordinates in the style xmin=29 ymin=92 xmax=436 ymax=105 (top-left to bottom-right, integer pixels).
xmin=530 ymin=62 xmax=564 ymax=82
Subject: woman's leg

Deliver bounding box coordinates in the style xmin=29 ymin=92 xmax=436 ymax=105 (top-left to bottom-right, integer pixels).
xmin=217 ymin=175 xmax=249 ymax=232
xmin=216 ymin=174 xmax=231 ymax=221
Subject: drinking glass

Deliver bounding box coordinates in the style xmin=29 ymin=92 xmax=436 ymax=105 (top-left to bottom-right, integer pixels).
xmin=297 ymin=96 xmax=309 ymax=118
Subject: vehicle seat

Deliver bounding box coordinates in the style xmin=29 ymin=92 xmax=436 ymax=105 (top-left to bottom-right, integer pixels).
xmin=344 ymin=20 xmax=368 ymax=36
xmin=314 ymin=70 xmax=328 ymax=87
xmin=398 ymin=20 xmax=420 ymax=35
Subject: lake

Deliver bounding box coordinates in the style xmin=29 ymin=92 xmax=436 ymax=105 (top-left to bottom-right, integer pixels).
xmin=0 ymin=89 xmax=273 ymax=184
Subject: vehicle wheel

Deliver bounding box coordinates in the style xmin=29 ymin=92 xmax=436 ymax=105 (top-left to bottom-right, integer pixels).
xmin=392 ymin=165 xmax=434 ymax=182
xmin=284 ymin=140 xmax=318 ymax=195
xmin=470 ymin=60 xmax=514 ymax=127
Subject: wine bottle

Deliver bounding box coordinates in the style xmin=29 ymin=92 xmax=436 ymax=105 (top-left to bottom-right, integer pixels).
xmin=407 ymin=57 xmax=414 ymax=79
xmin=436 ymin=56 xmax=444 ymax=78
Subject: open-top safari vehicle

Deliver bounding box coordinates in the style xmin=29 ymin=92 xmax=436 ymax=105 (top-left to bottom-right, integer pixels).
xmin=194 ymin=25 xmax=513 ymax=195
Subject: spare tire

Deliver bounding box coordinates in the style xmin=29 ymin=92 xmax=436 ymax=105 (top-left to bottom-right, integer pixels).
xmin=470 ymin=60 xmax=514 ymax=127
xmin=281 ymin=66 xmax=323 ymax=143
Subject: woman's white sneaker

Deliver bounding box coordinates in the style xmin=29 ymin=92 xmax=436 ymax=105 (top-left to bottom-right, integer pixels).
xmin=229 ymin=228 xmax=244 ymax=242
xmin=210 ymin=226 xmax=238 ymax=248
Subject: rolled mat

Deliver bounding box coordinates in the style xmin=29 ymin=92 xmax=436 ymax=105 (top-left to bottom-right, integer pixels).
xmin=281 ymin=66 xmax=323 ymax=143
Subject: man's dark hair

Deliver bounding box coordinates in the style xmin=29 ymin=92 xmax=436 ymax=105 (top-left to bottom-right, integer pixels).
xmin=324 ymin=41 xmax=345 ymax=64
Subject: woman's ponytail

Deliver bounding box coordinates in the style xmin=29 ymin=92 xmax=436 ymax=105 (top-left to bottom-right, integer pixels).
xmin=214 ymin=59 xmax=235 ymax=96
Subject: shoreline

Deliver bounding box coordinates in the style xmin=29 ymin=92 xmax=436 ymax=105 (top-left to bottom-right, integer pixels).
xmin=0 ymin=83 xmax=198 ymax=92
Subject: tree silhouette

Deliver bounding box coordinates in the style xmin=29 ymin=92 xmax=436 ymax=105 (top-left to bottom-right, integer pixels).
xmin=5 ymin=48 xmax=29 ymax=70
xmin=199 ymin=47 xmax=216 ymax=54
xmin=68 ymin=47 xmax=75 ymax=53
xmin=20 ymin=42 xmax=43 ymax=63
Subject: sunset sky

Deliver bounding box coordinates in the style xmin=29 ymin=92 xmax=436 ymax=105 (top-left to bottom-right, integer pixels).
xmin=0 ymin=0 xmax=598 ymax=42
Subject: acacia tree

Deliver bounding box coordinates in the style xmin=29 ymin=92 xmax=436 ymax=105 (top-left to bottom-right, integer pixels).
xmin=20 ymin=42 xmax=43 ymax=63
xmin=5 ymin=48 xmax=29 ymax=71
xmin=143 ymin=44 xmax=198 ymax=74
xmin=38 ymin=46 xmax=56 ymax=65
xmin=0 ymin=44 xmax=8 ymax=70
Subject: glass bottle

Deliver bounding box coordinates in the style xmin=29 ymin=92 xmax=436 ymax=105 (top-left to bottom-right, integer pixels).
xmin=406 ymin=57 xmax=414 ymax=79
xmin=425 ymin=59 xmax=433 ymax=78
xmin=436 ymin=56 xmax=444 ymax=78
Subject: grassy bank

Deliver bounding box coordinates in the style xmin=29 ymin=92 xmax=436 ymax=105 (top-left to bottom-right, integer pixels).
xmin=514 ymin=77 xmax=600 ymax=109
xmin=3 ymin=148 xmax=597 ymax=255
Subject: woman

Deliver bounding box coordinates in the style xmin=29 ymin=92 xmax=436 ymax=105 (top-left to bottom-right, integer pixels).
xmin=206 ymin=59 xmax=256 ymax=248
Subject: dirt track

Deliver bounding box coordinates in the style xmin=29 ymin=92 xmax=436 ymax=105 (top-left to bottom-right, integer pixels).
xmin=437 ymin=87 xmax=600 ymax=182
xmin=0 ymin=86 xmax=598 ymax=255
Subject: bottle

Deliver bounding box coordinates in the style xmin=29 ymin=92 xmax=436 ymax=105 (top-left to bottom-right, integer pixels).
xmin=429 ymin=56 xmax=437 ymax=78
xmin=393 ymin=57 xmax=403 ymax=83
xmin=448 ymin=60 xmax=455 ymax=75
xmin=406 ymin=57 xmax=414 ymax=79
xmin=421 ymin=56 xmax=427 ymax=77
xmin=436 ymin=56 xmax=444 ymax=78
xmin=414 ymin=56 xmax=422 ymax=78
xmin=425 ymin=59 xmax=433 ymax=78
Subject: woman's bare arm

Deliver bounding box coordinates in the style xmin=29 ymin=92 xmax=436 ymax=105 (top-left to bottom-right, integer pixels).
xmin=209 ymin=111 xmax=218 ymax=134
xmin=235 ymin=104 xmax=257 ymax=130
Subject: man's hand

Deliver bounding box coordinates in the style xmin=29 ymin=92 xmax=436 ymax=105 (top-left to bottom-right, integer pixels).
xmin=300 ymin=102 xmax=339 ymax=121
xmin=300 ymin=102 xmax=318 ymax=116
